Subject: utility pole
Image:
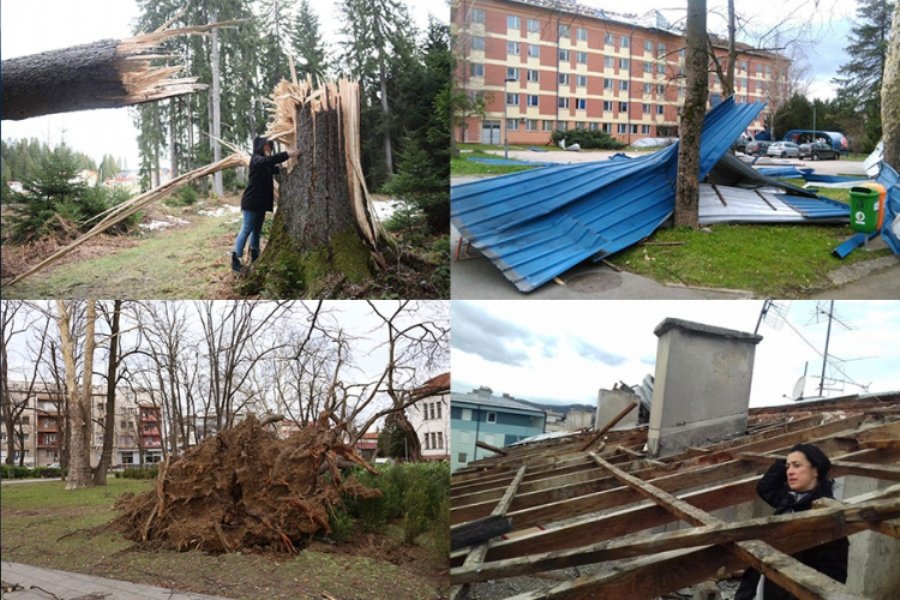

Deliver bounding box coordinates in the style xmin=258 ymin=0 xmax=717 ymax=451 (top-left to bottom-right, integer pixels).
xmin=818 ymin=300 xmax=834 ymax=397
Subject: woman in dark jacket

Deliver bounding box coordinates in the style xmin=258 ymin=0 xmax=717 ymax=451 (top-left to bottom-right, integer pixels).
xmin=231 ymin=136 xmax=299 ymax=271
xmin=735 ymin=443 xmax=849 ymax=600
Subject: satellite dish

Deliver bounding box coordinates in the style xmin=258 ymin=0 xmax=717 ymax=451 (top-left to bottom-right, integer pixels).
xmin=791 ymin=376 xmax=806 ymax=401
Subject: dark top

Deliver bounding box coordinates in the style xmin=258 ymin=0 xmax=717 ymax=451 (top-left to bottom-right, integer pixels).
xmin=240 ymin=136 xmax=289 ymax=213
xmin=734 ymin=459 xmax=849 ymax=600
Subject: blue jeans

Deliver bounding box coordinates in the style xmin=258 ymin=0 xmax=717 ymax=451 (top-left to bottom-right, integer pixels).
xmin=234 ymin=210 xmax=266 ymax=256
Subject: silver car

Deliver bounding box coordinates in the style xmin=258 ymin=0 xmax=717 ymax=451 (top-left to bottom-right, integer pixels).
xmin=766 ymin=141 xmax=800 ymax=158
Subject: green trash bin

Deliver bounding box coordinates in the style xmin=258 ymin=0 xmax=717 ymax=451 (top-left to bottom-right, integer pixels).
xmin=849 ymin=186 xmax=880 ymax=233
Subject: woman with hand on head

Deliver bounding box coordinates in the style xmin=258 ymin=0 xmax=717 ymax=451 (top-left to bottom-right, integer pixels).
xmin=735 ymin=443 xmax=849 ymax=600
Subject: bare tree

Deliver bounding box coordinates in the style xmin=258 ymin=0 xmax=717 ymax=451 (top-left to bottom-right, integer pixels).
xmin=674 ymin=0 xmax=709 ymax=228
xmin=883 ymin=2 xmax=900 ymax=167
xmin=93 ymin=300 xmax=125 ymax=485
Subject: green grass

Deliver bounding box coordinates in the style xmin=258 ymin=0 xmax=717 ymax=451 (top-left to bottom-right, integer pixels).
xmin=609 ymin=223 xmax=890 ymax=296
xmin=4 ymin=212 xmax=237 ymax=299
xmin=780 ymin=179 xmax=852 ymax=203
xmin=451 ymin=149 xmax=543 ymax=176
xmin=1 ymin=478 xmax=447 ymax=600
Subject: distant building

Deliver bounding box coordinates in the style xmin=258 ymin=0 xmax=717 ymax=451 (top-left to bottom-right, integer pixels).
xmin=450 ymin=386 xmax=546 ymax=471
xmin=407 ymin=372 xmax=451 ymax=461
xmin=355 ymin=431 xmax=380 ymax=461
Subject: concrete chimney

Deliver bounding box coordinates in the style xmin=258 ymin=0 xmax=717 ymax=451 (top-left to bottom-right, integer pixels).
xmin=648 ymin=318 xmax=762 ymax=457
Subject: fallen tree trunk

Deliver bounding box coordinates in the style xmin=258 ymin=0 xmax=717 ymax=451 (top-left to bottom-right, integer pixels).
xmin=242 ymin=79 xmax=385 ymax=296
xmin=1 ymin=21 xmax=240 ymax=121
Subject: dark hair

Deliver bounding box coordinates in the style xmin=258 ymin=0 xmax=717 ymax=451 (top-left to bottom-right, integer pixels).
xmin=788 ymin=443 xmax=835 ymax=497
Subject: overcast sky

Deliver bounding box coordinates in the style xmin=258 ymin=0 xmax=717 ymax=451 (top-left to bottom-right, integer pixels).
xmin=0 ymin=0 xmax=447 ymax=170
xmin=452 ymin=300 xmax=900 ymax=408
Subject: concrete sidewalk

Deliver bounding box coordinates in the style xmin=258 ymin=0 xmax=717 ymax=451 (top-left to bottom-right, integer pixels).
xmin=1 ymin=562 xmax=232 ymax=600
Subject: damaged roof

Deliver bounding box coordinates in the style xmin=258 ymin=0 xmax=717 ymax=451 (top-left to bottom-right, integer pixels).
xmin=449 ymin=391 xmax=900 ymax=599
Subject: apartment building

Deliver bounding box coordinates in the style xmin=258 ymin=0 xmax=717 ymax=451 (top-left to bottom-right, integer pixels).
xmin=407 ymin=372 xmax=451 ymax=461
xmin=452 ymin=0 xmax=789 ymax=145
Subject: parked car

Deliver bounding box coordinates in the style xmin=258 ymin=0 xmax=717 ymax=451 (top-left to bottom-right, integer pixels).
xmin=799 ymin=142 xmax=841 ymax=161
xmin=744 ymin=140 xmax=771 ymax=156
xmin=732 ymin=136 xmax=751 ymax=153
xmin=766 ymin=141 xmax=800 ymax=158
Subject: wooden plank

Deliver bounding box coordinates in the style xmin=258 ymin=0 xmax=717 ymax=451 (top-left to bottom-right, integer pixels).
xmin=858 ymin=439 xmax=900 ymax=450
xmin=579 ymin=401 xmax=638 ymax=451
xmin=451 ymin=494 xmax=900 ymax=585
xmin=476 ymin=439 xmax=508 ymax=456
xmin=738 ymin=451 xmax=900 ymax=481
xmin=590 ymin=453 xmax=866 ymax=600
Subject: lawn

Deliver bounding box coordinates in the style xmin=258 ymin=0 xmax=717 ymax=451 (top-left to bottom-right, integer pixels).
xmin=1 ymin=478 xmax=448 ymax=600
xmin=451 ymin=149 xmax=543 ymax=176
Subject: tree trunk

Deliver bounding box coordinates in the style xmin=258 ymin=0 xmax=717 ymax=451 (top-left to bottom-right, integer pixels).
xmin=395 ymin=412 xmax=422 ymax=462
xmin=210 ymin=21 xmax=224 ymax=197
xmin=674 ymin=0 xmax=709 ymax=228
xmin=883 ymin=2 xmax=900 ymax=168
xmin=379 ymin=62 xmax=394 ymax=175
xmin=169 ymin=100 xmax=179 ymax=179
xmin=246 ymin=80 xmax=382 ymax=296
xmin=55 ymin=301 xmax=94 ymax=490
xmin=1 ymin=34 xmax=205 ymax=121
xmin=94 ymin=300 xmax=121 ymax=486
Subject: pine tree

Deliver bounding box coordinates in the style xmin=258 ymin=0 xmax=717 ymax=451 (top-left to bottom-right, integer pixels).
xmin=834 ymin=0 xmax=896 ymax=150
xmin=289 ymin=0 xmax=328 ymax=81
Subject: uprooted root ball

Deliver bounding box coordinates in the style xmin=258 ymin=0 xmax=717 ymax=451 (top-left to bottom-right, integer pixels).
xmin=112 ymin=414 xmax=380 ymax=553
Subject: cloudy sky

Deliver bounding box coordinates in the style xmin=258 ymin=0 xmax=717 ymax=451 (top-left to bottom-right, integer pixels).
xmin=452 ymin=300 xmax=900 ymax=408
xmin=0 ymin=0 xmax=447 ymax=169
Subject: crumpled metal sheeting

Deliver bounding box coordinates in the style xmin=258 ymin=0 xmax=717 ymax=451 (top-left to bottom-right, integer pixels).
xmin=699 ymin=185 xmax=849 ymax=224
xmin=451 ymin=98 xmax=766 ymax=292
xmin=879 ymin=163 xmax=900 ymax=254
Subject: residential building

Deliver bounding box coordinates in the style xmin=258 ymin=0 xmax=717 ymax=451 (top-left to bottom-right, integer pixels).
xmin=407 ymin=372 xmax=451 ymax=461
xmin=450 ymin=386 xmax=546 ymax=471
xmin=355 ymin=431 xmax=380 ymax=461
xmin=452 ymin=0 xmax=789 ymax=145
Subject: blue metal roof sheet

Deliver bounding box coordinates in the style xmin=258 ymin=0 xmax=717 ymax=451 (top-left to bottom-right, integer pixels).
xmin=878 ymin=163 xmax=900 ymax=254
xmin=451 ymin=98 xmax=766 ymax=292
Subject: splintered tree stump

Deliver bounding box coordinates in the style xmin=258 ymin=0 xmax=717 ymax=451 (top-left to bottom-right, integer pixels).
xmin=0 ymin=24 xmax=217 ymax=121
xmin=245 ymin=79 xmax=383 ymax=297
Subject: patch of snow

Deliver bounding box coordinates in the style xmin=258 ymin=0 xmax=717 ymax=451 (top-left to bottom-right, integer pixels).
xmin=372 ymin=199 xmax=404 ymax=222
xmin=139 ymin=216 xmax=190 ymax=231
xmin=198 ymin=205 xmax=241 ymax=218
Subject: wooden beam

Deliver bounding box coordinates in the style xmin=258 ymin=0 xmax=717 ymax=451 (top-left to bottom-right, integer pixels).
xmin=451 ymin=494 xmax=900 ymax=585
xmin=476 ymin=439 xmax=508 ymax=456
xmin=590 ymin=453 xmax=866 ymax=600
xmin=579 ymin=401 xmax=638 ymax=451
xmin=737 ymin=451 xmax=900 ymax=481
xmin=859 ymin=439 xmax=900 ymax=450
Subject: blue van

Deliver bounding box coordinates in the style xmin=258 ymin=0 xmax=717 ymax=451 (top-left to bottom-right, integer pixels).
xmin=783 ymin=130 xmax=849 ymax=154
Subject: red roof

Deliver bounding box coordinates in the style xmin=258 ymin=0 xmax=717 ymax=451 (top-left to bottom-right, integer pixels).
xmin=415 ymin=372 xmax=450 ymax=395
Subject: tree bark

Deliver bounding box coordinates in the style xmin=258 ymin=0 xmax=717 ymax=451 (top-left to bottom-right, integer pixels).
xmin=674 ymin=0 xmax=709 ymax=228
xmin=210 ymin=20 xmax=224 ymax=197
xmin=883 ymin=2 xmax=900 ymax=168
xmin=56 ymin=301 xmax=94 ymax=490
xmin=94 ymin=300 xmax=121 ymax=486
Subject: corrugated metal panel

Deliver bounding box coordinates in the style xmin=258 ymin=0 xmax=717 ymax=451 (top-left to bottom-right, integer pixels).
xmin=879 ymin=163 xmax=900 ymax=254
xmin=779 ymin=195 xmax=849 ymax=220
xmin=451 ymin=98 xmax=765 ymax=292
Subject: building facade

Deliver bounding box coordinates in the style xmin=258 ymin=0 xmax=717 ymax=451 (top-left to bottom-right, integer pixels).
xmin=452 ymin=0 xmax=789 ymax=145
xmin=450 ymin=386 xmax=546 ymax=471
xmin=407 ymin=372 xmax=451 ymax=461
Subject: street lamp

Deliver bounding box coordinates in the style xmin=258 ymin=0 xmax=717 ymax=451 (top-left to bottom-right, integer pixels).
xmin=503 ymin=77 xmax=516 ymax=160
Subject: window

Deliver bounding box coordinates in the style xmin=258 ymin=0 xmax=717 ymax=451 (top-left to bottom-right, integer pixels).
xmin=97 ymin=402 xmax=104 ymax=412
xmin=437 ymin=432 xmax=444 ymax=449
xmin=527 ymin=69 xmax=540 ymax=82
xmin=432 ymin=432 xmax=438 ymax=449
xmin=558 ymin=24 xmax=569 ymax=38
xmin=643 ymin=83 xmax=652 ymax=94
xmin=577 ymin=27 xmax=587 ymax=41
xmin=621 ymin=35 xmax=629 ymax=48
xmin=631 ymin=124 xmax=639 ymax=134
xmin=424 ymin=433 xmax=430 ymax=449
xmin=526 ymin=118 xmax=538 ymax=131
xmin=657 ymin=84 xmax=665 ymax=94
xmin=22 ymin=416 xmax=29 ymax=425
xmin=619 ymin=80 xmax=629 ymax=91
xmin=604 ymin=78 xmax=613 ymax=90
xmin=507 ymin=67 xmax=519 ymax=80
xmin=576 ymin=98 xmax=586 ymax=110
xmin=576 ymin=75 xmax=587 ymax=87
xmin=657 ymin=104 xmax=665 ymax=115
xmin=643 ymin=62 xmax=653 ymax=73
xmin=558 ymin=49 xmax=569 ymax=61
xmin=644 ymin=40 xmax=653 ymax=52
xmin=507 ymin=15 xmax=520 ymax=30
xmin=120 ymin=419 xmax=127 ymax=428
xmin=559 ymin=73 xmax=570 ymax=85
xmin=527 ymin=94 xmax=539 ymax=106
xmin=470 ymin=63 xmax=484 ymax=77
xmin=486 ymin=412 xmax=497 ymax=423
xmin=528 ymin=44 xmax=540 ymax=58
xmin=590 ymin=122 xmax=599 ymax=131
xmin=604 ymin=56 xmax=614 ymax=69
xmin=658 ymin=42 xmax=666 ymax=56
xmin=121 ymin=453 xmax=134 ymax=465
xmin=506 ymin=118 xmax=518 ymax=131
xmin=643 ymin=103 xmax=650 ymax=114
xmin=471 ymin=36 xmax=484 ymax=51
xmin=618 ymin=123 xmax=628 ymax=133
xmin=543 ymin=120 xmax=554 ymax=131
xmin=558 ymin=97 xmax=570 ymax=108
xmin=430 ymin=403 xmax=436 ymax=420
xmin=472 ymin=8 xmax=485 ymax=23
xmin=506 ymin=93 xmax=519 ymax=105
xmin=642 ymin=124 xmax=651 ymax=134
xmin=507 ymin=41 xmax=520 ymax=55
xmin=658 ymin=63 xmax=666 ymax=74
xmin=527 ymin=18 xmax=540 ymax=33
xmin=603 ymin=100 xmax=613 ymax=111
xmin=602 ymin=122 xmax=611 ymax=133
xmin=619 ymin=58 xmax=630 ymax=70
xmin=461 ymin=408 xmax=472 ymax=421
xmin=576 ymin=51 xmax=587 ymax=64
xmin=458 ymin=452 xmax=467 ymax=463
xmin=604 ymin=32 xmax=614 ymax=45
xmin=619 ymin=101 xmax=628 ymax=112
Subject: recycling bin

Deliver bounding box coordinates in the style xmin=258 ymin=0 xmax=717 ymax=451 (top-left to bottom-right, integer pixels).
xmin=848 ymin=186 xmax=881 ymax=234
